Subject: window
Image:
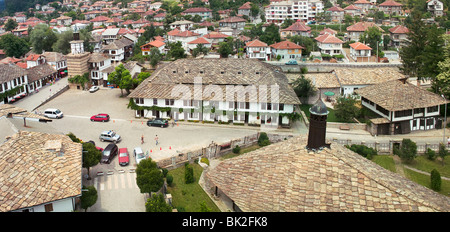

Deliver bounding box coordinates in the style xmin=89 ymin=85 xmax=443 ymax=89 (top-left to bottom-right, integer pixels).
xmin=135 ymin=98 xmax=143 ymax=104
xmin=165 ymin=99 xmax=174 ymax=106
xmin=414 ymin=108 xmax=424 ymax=114
xmin=279 ymin=103 xmax=284 ymax=111
xmin=44 ymin=203 xmax=53 ymax=212
xmin=394 ymin=110 xmax=412 ymax=118
xmin=261 ymin=103 xmax=266 ymax=110
xmin=153 ymin=98 xmax=158 ymax=105
xmin=427 ymin=106 xmax=438 ymax=113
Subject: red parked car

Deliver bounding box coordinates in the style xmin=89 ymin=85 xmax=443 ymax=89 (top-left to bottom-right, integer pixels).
xmin=118 ymin=148 xmax=129 ymax=166
xmin=90 ymin=114 xmax=110 ymax=122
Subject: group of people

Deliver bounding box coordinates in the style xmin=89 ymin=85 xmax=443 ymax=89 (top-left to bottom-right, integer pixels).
xmin=141 ymin=134 xmax=158 ymax=145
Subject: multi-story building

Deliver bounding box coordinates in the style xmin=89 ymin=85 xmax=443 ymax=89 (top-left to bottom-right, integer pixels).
xmin=270 ymin=40 xmax=303 ymax=62
xmin=128 ymin=59 xmax=300 ymax=128
xmin=314 ymin=33 xmax=344 ymax=56
xmin=280 ymin=21 xmax=311 ymax=39
xmin=245 ymin=39 xmax=271 ymax=61
xmin=427 ymin=0 xmax=444 ymax=17
xmin=388 ymin=25 xmax=409 ymax=48
xmin=181 ymin=7 xmax=213 ymax=21
xmin=265 ymin=0 xmax=324 ymax=25
xmin=88 ymin=53 xmax=111 ymax=86
xmin=0 ymin=63 xmax=28 ymax=104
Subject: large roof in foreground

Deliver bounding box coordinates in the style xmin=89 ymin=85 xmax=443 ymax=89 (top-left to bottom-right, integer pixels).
xmin=0 ymin=131 xmax=82 ymax=212
xmin=129 ymin=59 xmax=301 ymax=105
xmin=205 ymin=136 xmax=450 ymax=212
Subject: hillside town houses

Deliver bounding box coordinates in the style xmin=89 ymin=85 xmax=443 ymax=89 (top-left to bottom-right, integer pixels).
xmin=0 ymin=0 xmax=449 ymax=213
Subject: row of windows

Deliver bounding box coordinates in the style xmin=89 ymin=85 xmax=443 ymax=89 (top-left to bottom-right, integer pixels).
xmin=0 ymin=76 xmax=26 ymax=92
xmin=134 ymin=98 xmax=285 ymax=111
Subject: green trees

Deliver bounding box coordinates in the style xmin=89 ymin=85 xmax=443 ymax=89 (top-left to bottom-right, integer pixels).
xmin=258 ymin=132 xmax=271 ymax=147
xmin=435 ymin=34 xmax=450 ymax=99
xmin=29 ymin=24 xmax=57 ymax=54
xmin=291 ymin=74 xmax=317 ymax=104
xmin=218 ymin=41 xmax=233 ymax=58
xmin=359 ymin=26 xmax=383 ymax=58
xmin=167 ymin=41 xmax=186 ymax=60
xmin=0 ymin=33 xmax=29 ymax=58
xmin=107 ymin=64 xmax=132 ymax=96
xmin=395 ymin=139 xmax=418 ymax=163
xmin=334 ymin=96 xmax=359 ymax=123
xmin=430 ymin=169 xmax=442 ymax=192
xmin=82 ymin=142 xmax=102 ymax=180
xmin=80 ymin=185 xmax=98 ymax=212
xmin=289 ymin=35 xmax=316 ymax=56
xmin=192 ymin=44 xmax=209 ymax=58
xmin=438 ymin=143 xmax=449 ymax=166
xmin=68 ymin=73 xmax=90 ymax=90
xmin=136 ymin=158 xmax=164 ymax=194
xmin=52 ymin=30 xmax=74 ymax=55
xmin=184 ymin=163 xmax=195 ymax=184
xmin=259 ymin=23 xmax=280 ymax=45
xmin=145 ymin=193 xmax=172 ymax=212
xmin=4 ymin=19 xmax=18 ymax=32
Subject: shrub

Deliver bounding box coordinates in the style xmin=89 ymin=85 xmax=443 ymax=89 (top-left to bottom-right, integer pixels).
xmin=184 ymin=164 xmax=194 ymax=184
xmin=258 ymin=132 xmax=271 ymax=147
xmin=162 ymin=168 xmax=168 ymax=177
xmin=200 ymin=157 xmax=209 ymax=165
xmin=166 ymin=174 xmax=173 ymax=186
xmin=397 ymin=139 xmax=417 ymax=163
xmin=346 ymin=144 xmax=377 ymax=160
xmin=426 ymin=148 xmax=436 ymax=160
xmin=430 ymin=169 xmax=441 ymax=191
xmin=232 ymin=145 xmax=241 ymax=154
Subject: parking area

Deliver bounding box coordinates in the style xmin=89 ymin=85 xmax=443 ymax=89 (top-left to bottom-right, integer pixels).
xmin=30 ymin=87 xmax=259 ymax=212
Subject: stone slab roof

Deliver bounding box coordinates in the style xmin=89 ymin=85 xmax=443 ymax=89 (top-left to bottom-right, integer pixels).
xmin=0 ymin=131 xmax=82 ymax=212
xmin=26 ymin=64 xmax=57 ymax=83
xmin=334 ymin=67 xmax=403 ymax=86
xmin=0 ymin=63 xmax=28 ymax=83
xmin=205 ymin=136 xmax=450 ymax=212
xmin=129 ymin=59 xmax=301 ymax=105
xmin=355 ymin=80 xmax=448 ymax=111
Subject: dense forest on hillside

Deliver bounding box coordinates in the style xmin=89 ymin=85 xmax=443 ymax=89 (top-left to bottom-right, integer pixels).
xmin=4 ymin=0 xmax=54 ymax=15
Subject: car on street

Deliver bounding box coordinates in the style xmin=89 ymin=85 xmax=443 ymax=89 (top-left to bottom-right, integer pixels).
xmin=134 ymin=147 xmax=146 ymax=165
xmin=90 ymin=113 xmax=110 ymax=122
xmin=147 ymin=118 xmax=169 ymax=128
xmin=285 ymin=60 xmax=298 ymax=65
xmin=89 ymin=86 xmax=99 ymax=93
xmin=99 ymin=130 xmax=121 ymax=143
xmin=101 ymin=143 xmax=118 ymax=164
xmin=118 ymin=148 xmax=129 ymax=166
xmin=43 ymin=108 xmax=63 ymax=119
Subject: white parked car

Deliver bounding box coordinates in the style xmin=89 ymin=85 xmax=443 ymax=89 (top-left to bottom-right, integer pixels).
xmin=89 ymin=86 xmax=99 ymax=93
xmin=134 ymin=147 xmax=146 ymax=165
xmin=99 ymin=130 xmax=121 ymax=143
xmin=43 ymin=108 xmax=63 ymax=119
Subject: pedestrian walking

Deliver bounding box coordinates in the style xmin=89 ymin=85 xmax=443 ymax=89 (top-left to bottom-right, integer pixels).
xmin=141 ymin=135 xmax=144 ymax=144
xmin=155 ymin=135 xmax=159 ymax=145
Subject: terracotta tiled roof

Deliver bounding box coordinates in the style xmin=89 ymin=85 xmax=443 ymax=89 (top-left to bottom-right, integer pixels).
xmin=142 ymin=40 xmax=166 ymax=48
xmin=320 ymin=28 xmax=337 ymax=35
xmin=90 ymin=15 xmax=110 ymax=22
xmin=245 ymin=39 xmax=268 ymax=47
xmin=183 ymin=7 xmax=212 ymax=13
xmin=327 ymin=6 xmax=344 ymax=11
xmin=281 ymin=21 xmax=311 ymax=32
xmin=379 ymin=0 xmax=403 ymax=6
xmin=203 ymin=31 xmax=229 ymax=39
xmin=205 ymin=136 xmax=450 ymax=212
xmin=239 ymin=2 xmax=252 ymax=10
xmin=315 ymin=34 xmax=343 ymax=44
xmin=389 ymin=25 xmax=409 ymax=34
xmin=167 ymin=28 xmax=180 ymax=36
xmin=355 ymin=80 xmax=448 ymax=111
xmin=0 ymin=131 xmax=83 ymax=212
xmin=344 ymin=4 xmax=361 ymax=10
xmin=270 ymin=41 xmax=304 ymax=50
xmin=349 ymin=42 xmax=372 ymax=50
xmin=187 ymin=37 xmax=211 ymax=44
xmin=354 ymin=0 xmax=371 ymax=4
xmin=174 ymin=30 xmax=200 ymax=37
xmin=347 ymin=22 xmax=384 ymax=32
xmin=218 ymin=16 xmax=246 ymax=23
xmin=25 ymin=54 xmax=42 ymax=61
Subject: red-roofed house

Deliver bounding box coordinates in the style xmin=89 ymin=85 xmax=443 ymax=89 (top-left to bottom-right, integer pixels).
xmin=203 ymin=32 xmax=229 ymax=45
xmin=344 ymin=5 xmax=362 ymax=17
xmin=218 ymin=17 xmax=246 ymax=31
xmin=280 ymin=22 xmax=311 ymax=39
xmin=349 ymin=42 xmax=372 ymax=62
xmin=90 ymin=16 xmax=110 ymax=27
xmin=25 ymin=53 xmax=45 ymax=68
xmin=389 ymin=25 xmax=409 ymax=47
xmin=182 ymin=7 xmax=212 ymax=20
xmin=378 ymin=0 xmax=403 ymax=15
xmin=238 ymin=2 xmax=252 ymax=18
xmin=141 ymin=40 xmax=166 ymax=55
xmin=354 ymin=0 xmax=373 ymax=13
xmin=315 ymin=34 xmax=344 ymax=56
xmin=270 ymin=41 xmax=303 ymax=62
xmin=187 ymin=37 xmax=212 ymax=51
xmin=169 ymin=30 xmax=201 ymax=50
xmin=245 ymin=39 xmax=270 ymax=61
xmin=346 ymin=22 xmax=384 ymax=41
xmin=326 ymin=6 xmax=345 ymax=22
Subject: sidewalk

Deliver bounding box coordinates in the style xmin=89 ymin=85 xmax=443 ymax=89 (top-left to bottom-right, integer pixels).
xmin=13 ymin=78 xmax=68 ymax=112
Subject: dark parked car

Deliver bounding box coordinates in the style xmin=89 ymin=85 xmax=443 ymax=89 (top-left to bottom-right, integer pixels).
xmin=147 ymin=118 xmax=169 ymax=128
xmin=101 ymin=143 xmax=118 ymax=164
xmin=90 ymin=114 xmax=110 ymax=122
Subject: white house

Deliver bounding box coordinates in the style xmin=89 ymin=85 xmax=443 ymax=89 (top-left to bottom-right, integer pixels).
xmin=427 ymin=0 xmax=444 ymax=17
xmin=314 ymin=33 xmax=344 ymax=56
xmin=0 ymin=63 xmax=29 ymax=104
xmin=349 ymin=42 xmax=372 ymax=62
xmin=169 ymin=20 xmax=194 ymax=31
xmin=245 ymin=39 xmax=270 ymax=61
xmin=88 ymin=53 xmax=112 ymax=86
xmin=128 ymin=59 xmax=301 ymax=128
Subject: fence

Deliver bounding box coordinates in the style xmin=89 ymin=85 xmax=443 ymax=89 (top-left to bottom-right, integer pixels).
xmin=333 ymin=138 xmax=450 ymax=154
xmin=156 ymin=132 xmax=293 ymax=169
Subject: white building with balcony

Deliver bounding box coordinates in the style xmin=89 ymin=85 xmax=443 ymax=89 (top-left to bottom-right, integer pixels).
xmin=128 ymin=59 xmax=301 ymax=128
xmin=314 ymin=33 xmax=344 ymax=56
xmin=245 ymin=39 xmax=270 ymax=61
xmin=265 ymin=0 xmax=323 ymax=25
xmin=349 ymin=42 xmax=372 ymax=62
xmin=88 ymin=53 xmax=112 ymax=86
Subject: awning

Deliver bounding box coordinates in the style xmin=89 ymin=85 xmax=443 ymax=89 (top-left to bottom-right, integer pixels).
xmin=324 ymin=91 xmax=335 ymax=96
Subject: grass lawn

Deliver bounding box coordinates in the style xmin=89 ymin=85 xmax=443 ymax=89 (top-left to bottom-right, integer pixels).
xmin=300 ymin=104 xmax=339 ymax=122
xmin=220 ymin=144 xmax=262 ymax=160
xmin=371 ymin=155 xmax=396 ymax=173
xmin=406 ymin=156 xmax=450 ymax=178
xmin=404 ymin=168 xmax=450 ymax=196
xmin=166 ymin=163 xmax=220 ymax=212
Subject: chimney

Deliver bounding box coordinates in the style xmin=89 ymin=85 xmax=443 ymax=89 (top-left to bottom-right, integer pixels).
xmin=307 ymin=98 xmax=331 ymax=151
